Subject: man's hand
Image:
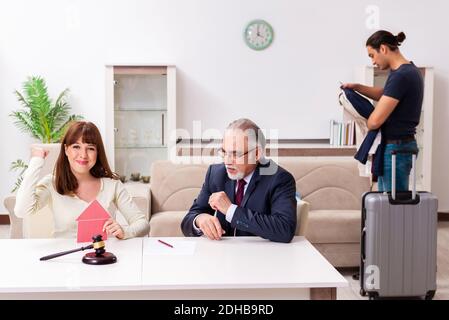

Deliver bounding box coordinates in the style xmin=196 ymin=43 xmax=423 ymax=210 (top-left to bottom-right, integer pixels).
xmin=340 ymin=83 xmax=359 ymax=90
xmin=195 ymin=213 xmax=225 ymax=240
xmin=208 ymin=191 xmax=232 ymax=215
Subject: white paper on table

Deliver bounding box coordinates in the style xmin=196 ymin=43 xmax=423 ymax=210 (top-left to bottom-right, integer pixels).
xmin=144 ymin=239 xmax=196 ymax=256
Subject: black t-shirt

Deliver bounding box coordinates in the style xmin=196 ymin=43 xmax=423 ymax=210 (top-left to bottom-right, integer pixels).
xmin=382 ymin=62 xmax=424 ymax=139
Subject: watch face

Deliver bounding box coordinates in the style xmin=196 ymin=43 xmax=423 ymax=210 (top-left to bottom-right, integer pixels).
xmin=244 ymin=20 xmax=274 ymax=50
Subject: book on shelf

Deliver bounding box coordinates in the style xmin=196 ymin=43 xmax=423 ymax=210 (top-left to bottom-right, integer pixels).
xmin=329 ymin=120 xmax=356 ymax=146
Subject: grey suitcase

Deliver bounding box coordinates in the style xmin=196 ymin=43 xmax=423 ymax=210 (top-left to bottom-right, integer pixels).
xmin=359 ymin=150 xmax=438 ymax=300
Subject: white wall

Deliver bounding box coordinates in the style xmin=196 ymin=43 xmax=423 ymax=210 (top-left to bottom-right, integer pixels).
xmin=1 ymin=0 xmax=448 ymax=211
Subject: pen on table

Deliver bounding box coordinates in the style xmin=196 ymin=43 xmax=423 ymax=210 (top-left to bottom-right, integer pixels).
xmin=158 ymin=239 xmax=174 ymax=248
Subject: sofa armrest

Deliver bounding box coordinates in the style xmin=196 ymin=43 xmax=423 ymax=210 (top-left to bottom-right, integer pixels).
xmin=123 ymin=183 xmax=152 ymax=221
xmin=3 ymin=194 xmax=23 ymax=239
xmin=295 ymin=200 xmax=310 ymax=237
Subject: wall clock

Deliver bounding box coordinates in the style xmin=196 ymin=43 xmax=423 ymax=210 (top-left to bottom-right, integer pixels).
xmin=244 ymin=19 xmax=274 ymax=50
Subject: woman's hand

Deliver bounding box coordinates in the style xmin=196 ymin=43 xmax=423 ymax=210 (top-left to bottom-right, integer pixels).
xmin=31 ymin=146 xmax=49 ymax=159
xmin=103 ymin=218 xmax=125 ymax=239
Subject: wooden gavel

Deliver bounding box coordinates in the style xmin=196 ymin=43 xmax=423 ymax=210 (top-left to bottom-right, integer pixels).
xmin=39 ymin=235 xmax=115 ymax=264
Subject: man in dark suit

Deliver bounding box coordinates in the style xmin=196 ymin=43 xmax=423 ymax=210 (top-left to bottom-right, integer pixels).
xmin=181 ymin=118 xmax=297 ymax=243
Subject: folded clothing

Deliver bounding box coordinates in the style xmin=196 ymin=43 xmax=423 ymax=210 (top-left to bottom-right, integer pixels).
xmin=339 ymin=88 xmax=384 ymax=177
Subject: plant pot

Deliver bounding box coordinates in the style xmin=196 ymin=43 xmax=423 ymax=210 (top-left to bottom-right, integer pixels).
xmin=141 ymin=176 xmax=150 ymax=184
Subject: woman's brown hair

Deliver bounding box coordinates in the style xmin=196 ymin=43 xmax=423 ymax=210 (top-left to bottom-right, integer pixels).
xmin=54 ymin=121 xmax=118 ymax=195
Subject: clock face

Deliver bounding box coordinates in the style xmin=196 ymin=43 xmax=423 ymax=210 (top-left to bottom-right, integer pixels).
xmin=244 ymin=20 xmax=274 ymax=50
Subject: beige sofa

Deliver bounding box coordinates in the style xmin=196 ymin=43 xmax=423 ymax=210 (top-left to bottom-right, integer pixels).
xmin=280 ymin=158 xmax=371 ymax=267
xmin=4 ymin=158 xmax=308 ymax=239
xmin=148 ymin=158 xmax=370 ymax=267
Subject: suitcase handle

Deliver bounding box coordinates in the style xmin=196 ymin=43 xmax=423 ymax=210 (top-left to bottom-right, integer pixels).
xmin=391 ymin=149 xmax=418 ymax=201
xmin=361 ymin=228 xmax=366 ymax=261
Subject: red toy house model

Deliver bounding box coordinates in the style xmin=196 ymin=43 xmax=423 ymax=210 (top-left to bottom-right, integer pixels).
xmin=76 ymin=200 xmax=110 ymax=243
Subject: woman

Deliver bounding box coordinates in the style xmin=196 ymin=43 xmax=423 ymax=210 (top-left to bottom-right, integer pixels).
xmin=14 ymin=121 xmax=150 ymax=239
xmin=342 ymin=30 xmax=423 ymax=192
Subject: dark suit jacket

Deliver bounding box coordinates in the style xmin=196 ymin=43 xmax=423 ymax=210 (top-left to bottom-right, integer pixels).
xmin=181 ymin=159 xmax=297 ymax=243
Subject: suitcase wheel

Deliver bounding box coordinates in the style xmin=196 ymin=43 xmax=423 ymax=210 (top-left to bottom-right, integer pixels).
xmin=425 ymin=290 xmax=436 ymax=300
xmin=368 ymin=292 xmax=379 ymax=300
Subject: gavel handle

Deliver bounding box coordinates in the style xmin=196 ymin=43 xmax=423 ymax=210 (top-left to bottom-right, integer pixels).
xmin=40 ymin=244 xmax=94 ymax=261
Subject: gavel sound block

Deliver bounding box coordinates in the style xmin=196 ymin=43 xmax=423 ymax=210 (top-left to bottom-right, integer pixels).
xmin=40 ymin=234 xmax=117 ymax=265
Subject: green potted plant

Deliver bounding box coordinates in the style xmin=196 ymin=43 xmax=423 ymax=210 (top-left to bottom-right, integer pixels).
xmin=9 ymin=76 xmax=83 ymax=192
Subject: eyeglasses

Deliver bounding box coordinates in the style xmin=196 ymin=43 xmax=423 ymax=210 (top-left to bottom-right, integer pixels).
xmin=217 ymin=148 xmax=256 ymax=159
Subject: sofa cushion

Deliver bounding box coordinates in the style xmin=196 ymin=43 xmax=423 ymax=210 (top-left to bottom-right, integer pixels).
xmin=149 ymin=211 xmax=186 ymax=237
xmin=279 ymin=158 xmax=370 ymax=210
xmin=150 ymin=161 xmax=209 ymax=213
xmin=123 ymin=183 xmax=151 ymax=220
xmin=305 ymin=210 xmax=361 ymax=244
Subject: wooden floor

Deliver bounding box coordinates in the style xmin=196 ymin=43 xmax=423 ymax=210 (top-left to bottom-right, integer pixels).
xmin=1 ymin=222 xmax=448 ymax=300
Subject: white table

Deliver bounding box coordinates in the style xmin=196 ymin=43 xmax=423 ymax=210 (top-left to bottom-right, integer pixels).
xmin=0 ymin=238 xmax=143 ymax=299
xmin=0 ymin=237 xmax=347 ymax=299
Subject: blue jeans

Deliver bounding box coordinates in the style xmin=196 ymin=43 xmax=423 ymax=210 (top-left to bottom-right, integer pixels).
xmin=377 ymin=141 xmax=418 ymax=192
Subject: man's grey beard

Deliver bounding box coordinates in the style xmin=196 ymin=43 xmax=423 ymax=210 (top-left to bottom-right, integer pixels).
xmin=226 ymin=168 xmax=245 ymax=180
